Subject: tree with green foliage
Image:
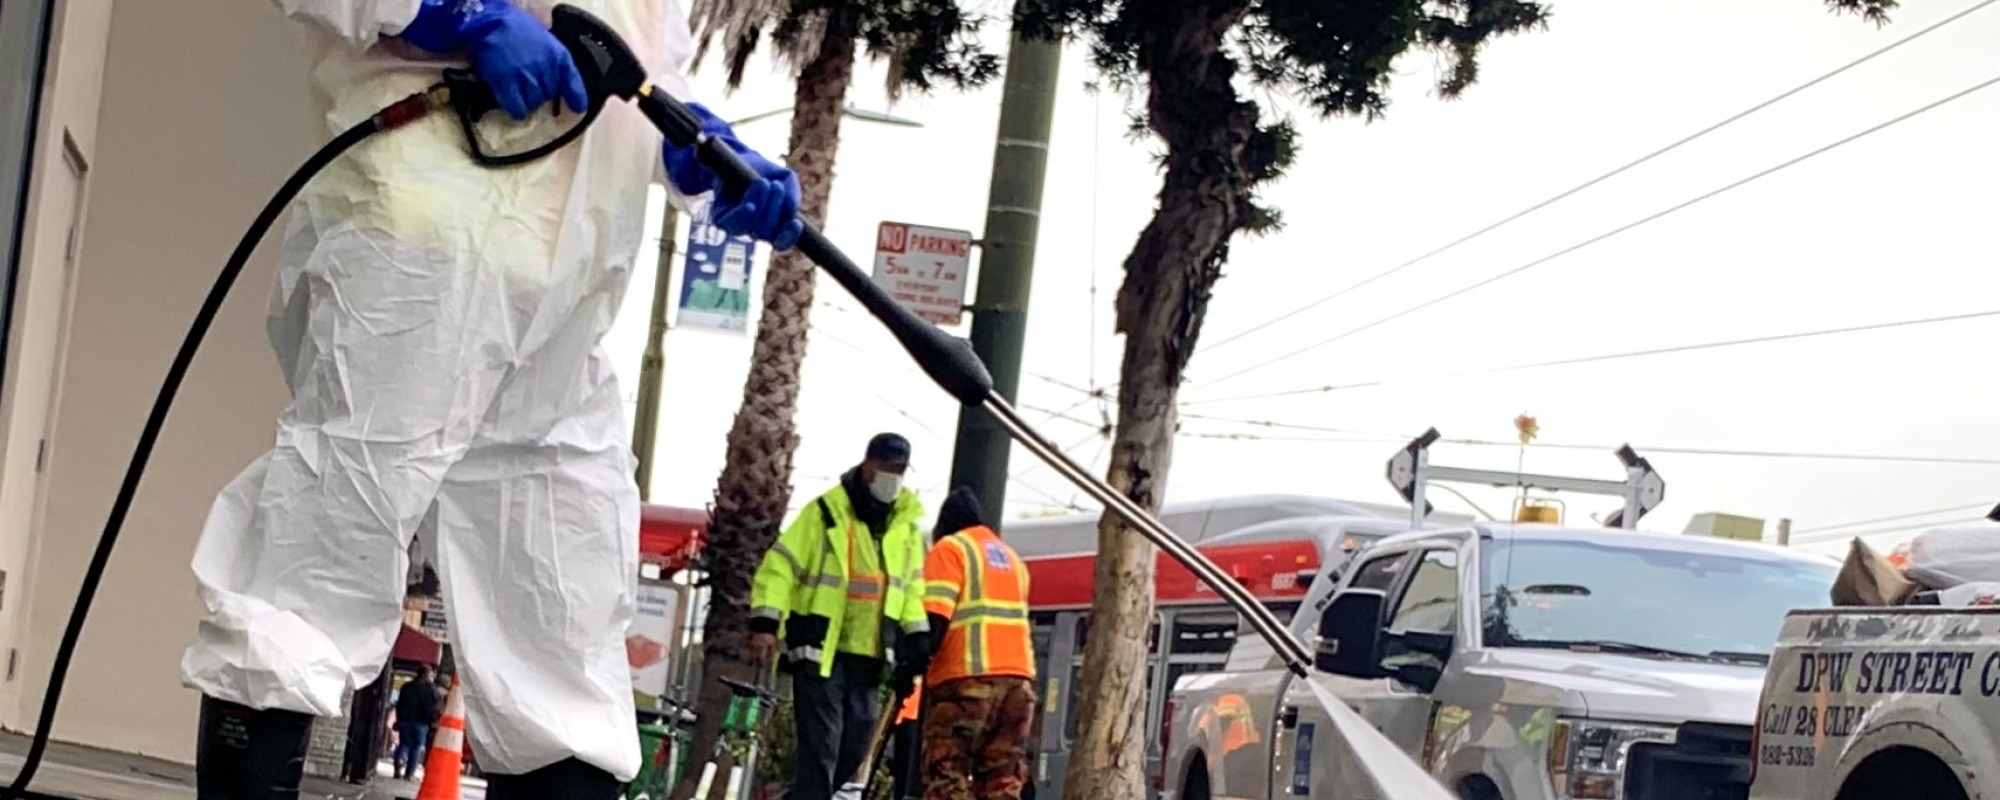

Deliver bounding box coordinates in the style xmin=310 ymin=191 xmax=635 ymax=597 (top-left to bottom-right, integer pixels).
xmin=1005 ymin=0 xmax=1897 ymax=798
xmin=673 ymin=0 xmax=996 ymax=797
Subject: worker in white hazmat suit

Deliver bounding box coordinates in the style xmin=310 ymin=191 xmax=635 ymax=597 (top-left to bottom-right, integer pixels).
xmin=180 ymin=1 xmax=802 ymax=798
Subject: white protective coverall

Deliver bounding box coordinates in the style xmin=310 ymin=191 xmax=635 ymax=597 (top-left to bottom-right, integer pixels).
xmin=181 ymin=0 xmax=697 ymax=781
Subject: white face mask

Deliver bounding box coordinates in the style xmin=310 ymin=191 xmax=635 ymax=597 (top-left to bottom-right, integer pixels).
xmin=868 ymin=470 xmax=903 ymax=503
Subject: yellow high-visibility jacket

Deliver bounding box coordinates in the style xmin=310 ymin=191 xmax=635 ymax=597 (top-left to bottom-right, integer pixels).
xmin=750 ymin=483 xmax=928 ymax=677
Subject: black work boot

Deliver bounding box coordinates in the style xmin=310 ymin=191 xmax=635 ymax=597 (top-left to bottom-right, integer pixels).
xmin=484 ymin=757 xmax=622 ymax=800
xmin=195 ymin=695 xmax=313 ymax=800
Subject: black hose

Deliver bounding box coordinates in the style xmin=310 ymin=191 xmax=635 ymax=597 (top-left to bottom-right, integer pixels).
xmin=1 ymin=116 xmax=388 ymax=800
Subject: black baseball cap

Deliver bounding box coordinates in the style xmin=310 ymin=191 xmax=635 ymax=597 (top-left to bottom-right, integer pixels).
xmin=865 ymin=433 xmax=911 ymax=467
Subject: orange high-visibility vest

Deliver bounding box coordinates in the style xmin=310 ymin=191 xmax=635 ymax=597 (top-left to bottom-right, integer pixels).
xmin=921 ymin=526 xmax=1035 ymax=683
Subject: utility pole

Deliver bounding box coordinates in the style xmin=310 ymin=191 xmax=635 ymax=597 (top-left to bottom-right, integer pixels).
xmin=1777 ymin=517 xmax=1793 ymax=547
xmin=632 ymin=203 xmax=679 ymax=501
xmin=947 ymin=29 xmax=1062 ymax=516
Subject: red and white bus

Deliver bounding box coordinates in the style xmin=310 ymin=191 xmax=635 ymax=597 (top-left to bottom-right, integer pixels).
xmin=1006 ymin=494 xmax=1471 ymax=800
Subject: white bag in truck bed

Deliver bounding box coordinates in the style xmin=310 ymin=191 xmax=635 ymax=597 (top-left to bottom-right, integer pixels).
xmin=1905 ymin=523 xmax=2000 ymax=590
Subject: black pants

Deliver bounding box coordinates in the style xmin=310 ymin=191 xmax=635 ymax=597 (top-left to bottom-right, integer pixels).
xmin=792 ymin=653 xmax=884 ymax=800
xmin=889 ymin=716 xmax=922 ymax=800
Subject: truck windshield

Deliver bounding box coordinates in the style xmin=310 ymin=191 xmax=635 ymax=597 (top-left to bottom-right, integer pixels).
xmin=1479 ymin=538 xmax=1836 ymax=664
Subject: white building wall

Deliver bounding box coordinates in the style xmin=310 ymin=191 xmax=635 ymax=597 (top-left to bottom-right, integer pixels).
xmin=1 ymin=0 xmax=318 ymax=761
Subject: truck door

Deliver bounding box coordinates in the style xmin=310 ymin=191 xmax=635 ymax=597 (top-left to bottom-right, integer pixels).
xmin=1340 ymin=546 xmax=1463 ymax=755
xmin=1274 ymin=549 xmax=1417 ymax=798
xmin=1154 ymin=609 xmax=1235 ymax=783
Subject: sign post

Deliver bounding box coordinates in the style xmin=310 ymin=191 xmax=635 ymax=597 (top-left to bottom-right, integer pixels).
xmin=872 ymin=222 xmax=973 ymax=326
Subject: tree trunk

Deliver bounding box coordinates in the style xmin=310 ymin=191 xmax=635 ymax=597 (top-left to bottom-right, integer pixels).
xmin=674 ymin=23 xmax=857 ymax=800
xmin=1059 ymin=2 xmax=1259 ymax=800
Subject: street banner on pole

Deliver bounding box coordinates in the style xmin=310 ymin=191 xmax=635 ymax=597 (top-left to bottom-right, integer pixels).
xmin=873 ymin=221 xmax=972 ymax=326
xmin=676 ymin=203 xmax=757 ymax=335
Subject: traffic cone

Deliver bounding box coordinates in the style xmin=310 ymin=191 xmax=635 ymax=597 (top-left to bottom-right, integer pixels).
xmin=415 ymin=678 xmax=466 ymax=800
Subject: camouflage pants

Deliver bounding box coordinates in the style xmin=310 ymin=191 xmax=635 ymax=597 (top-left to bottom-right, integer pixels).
xmin=920 ymin=677 xmax=1035 ymax=800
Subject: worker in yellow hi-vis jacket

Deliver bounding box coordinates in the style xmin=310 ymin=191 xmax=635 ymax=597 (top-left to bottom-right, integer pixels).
xmin=749 ymin=433 xmax=931 ymax=800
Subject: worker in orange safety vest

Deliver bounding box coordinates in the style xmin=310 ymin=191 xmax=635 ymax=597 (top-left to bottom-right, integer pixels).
xmin=917 ymin=487 xmax=1037 ymax=800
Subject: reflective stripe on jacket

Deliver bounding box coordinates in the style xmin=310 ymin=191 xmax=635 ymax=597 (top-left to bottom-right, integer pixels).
xmin=922 ymin=526 xmax=1035 ymax=683
xmin=750 ymin=484 xmax=928 ymax=677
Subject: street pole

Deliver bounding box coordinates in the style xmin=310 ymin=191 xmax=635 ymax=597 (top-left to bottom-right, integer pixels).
xmin=631 ymin=107 xmax=923 ymax=501
xmin=1777 ymin=517 xmax=1792 ymax=547
xmin=633 ymin=202 xmax=678 ymax=501
xmin=947 ymin=29 xmax=1062 ymax=516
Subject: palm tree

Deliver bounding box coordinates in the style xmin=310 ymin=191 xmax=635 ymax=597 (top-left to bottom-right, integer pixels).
xmin=673 ymin=1 xmax=995 ymax=796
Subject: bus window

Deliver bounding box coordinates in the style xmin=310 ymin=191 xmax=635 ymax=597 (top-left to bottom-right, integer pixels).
xmin=1072 ymin=615 xmax=1161 ymax=654
xmin=1056 ymin=660 xmax=1168 ymax=740
xmin=1066 ymin=660 xmax=1085 ymax=741
xmin=1031 ymin=612 xmax=1055 ymax=673
xmin=1230 ymin=602 xmax=1299 ymax=630
xmin=1164 ymin=661 xmax=1222 ymax=696
xmin=1168 ymin=610 xmax=1239 ymax=656
xmin=1065 ymin=615 xmax=1161 ymax=741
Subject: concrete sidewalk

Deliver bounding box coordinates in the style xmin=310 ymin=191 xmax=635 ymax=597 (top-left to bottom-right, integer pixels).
xmin=0 ymin=732 xmax=386 ymax=800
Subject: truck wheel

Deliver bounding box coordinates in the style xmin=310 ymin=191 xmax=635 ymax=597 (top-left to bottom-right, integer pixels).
xmin=1183 ymin=762 xmax=1211 ymax=800
xmin=1835 ymin=747 xmax=1968 ymax=800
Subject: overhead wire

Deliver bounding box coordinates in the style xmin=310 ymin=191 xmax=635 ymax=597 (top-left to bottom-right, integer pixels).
xmin=1181 ymin=307 xmax=2000 ymax=406
xmin=1795 ymin=518 xmax=1990 ymax=542
xmin=1029 ymin=372 xmax=1098 ymax=398
xmin=1183 ymin=413 xmax=2000 ymax=466
xmin=1793 ymin=502 xmax=1998 ymax=535
xmin=1177 ymin=430 xmax=1393 ymax=444
xmin=1177 ymin=411 xmax=1408 ymax=440
xmin=1432 ymin=437 xmax=2000 ymax=467
xmin=1003 ymin=429 xmax=1108 ymax=512
xmin=808 ymin=322 xmax=948 ymax=442
xmin=1193 ymin=0 xmax=2000 ymax=359
xmin=1198 ymin=74 xmax=2000 ymax=387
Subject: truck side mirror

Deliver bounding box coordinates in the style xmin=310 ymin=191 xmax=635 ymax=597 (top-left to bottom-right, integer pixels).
xmin=1315 ymin=589 xmax=1387 ymax=677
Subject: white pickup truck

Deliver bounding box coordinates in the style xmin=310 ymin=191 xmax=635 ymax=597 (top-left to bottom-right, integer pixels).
xmin=1161 ymin=522 xmax=1837 ymax=800
xmin=1747 ymin=605 xmax=2000 ymax=800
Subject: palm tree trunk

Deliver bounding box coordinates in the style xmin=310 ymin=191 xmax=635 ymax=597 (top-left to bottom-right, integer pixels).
xmin=674 ymin=22 xmax=857 ymax=800
xmin=1060 ymin=2 xmax=1258 ymax=799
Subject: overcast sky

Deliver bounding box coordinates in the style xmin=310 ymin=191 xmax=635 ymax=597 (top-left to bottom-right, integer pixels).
xmin=602 ymin=0 xmax=2000 ymax=558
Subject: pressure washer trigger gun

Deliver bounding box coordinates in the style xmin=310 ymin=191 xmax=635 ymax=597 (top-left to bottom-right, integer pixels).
xmin=434 ymin=3 xmax=649 ymax=167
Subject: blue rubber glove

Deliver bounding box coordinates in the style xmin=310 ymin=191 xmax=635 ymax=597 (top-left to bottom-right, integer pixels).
xmin=398 ymin=0 xmax=589 ymax=121
xmin=662 ymin=103 xmax=806 ymax=251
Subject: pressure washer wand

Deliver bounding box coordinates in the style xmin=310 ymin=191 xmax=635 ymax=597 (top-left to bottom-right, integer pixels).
xmin=542 ymin=12 xmax=1314 ymax=676
xmin=630 ymin=90 xmax=1305 ymax=681
xmin=529 ymin=0 xmax=1314 ymax=674
xmin=628 ymin=83 xmax=1313 ymax=675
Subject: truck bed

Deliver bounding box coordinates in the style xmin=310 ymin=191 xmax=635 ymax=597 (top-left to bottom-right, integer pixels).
xmin=1750 ymin=606 xmax=2000 ymax=800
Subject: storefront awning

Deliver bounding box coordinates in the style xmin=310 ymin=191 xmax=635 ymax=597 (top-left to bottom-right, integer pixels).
xmin=391 ymin=624 xmax=442 ymax=665
xmin=640 ymin=504 xmax=707 ymax=577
